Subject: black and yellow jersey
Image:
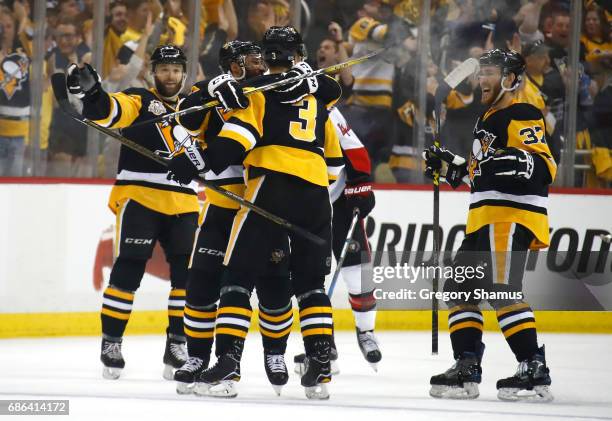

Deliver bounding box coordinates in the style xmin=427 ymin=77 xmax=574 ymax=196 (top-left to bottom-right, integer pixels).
xmin=81 ymin=87 xmax=199 ymax=216
xmin=0 ymin=47 xmax=30 ymax=138
xmin=204 ymin=75 xmax=344 ymax=187
xmin=347 ymin=17 xmax=393 ymax=108
xmin=466 ymin=100 xmax=557 ymax=249
xmin=580 ymin=35 xmax=612 ymax=65
xmin=177 ymin=79 xmax=245 ymax=210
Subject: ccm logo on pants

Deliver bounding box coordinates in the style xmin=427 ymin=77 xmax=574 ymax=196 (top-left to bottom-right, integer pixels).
xmin=125 ymin=238 xmax=154 ymax=245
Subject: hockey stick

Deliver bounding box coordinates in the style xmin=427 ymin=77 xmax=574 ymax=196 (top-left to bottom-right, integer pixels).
xmin=328 ymin=207 xmax=361 ymax=297
xmin=126 ymin=48 xmax=388 ymax=129
xmin=430 ymin=58 xmax=480 ymax=355
xmin=50 ymin=73 xmax=326 ymax=247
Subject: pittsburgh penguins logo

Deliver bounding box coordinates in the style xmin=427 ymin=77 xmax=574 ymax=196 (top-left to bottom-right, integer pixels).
xmin=0 ymin=50 xmax=29 ymax=100
xmin=270 ymin=249 xmax=285 ymax=264
xmin=469 ymin=128 xmax=497 ymax=180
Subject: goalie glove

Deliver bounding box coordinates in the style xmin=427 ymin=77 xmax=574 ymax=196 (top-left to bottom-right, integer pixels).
xmin=272 ymin=61 xmax=319 ymax=104
xmin=344 ymin=181 xmax=375 ymax=217
xmin=208 ymin=73 xmax=249 ymax=112
xmin=66 ymin=63 xmax=102 ymax=99
xmin=487 ymin=147 xmax=534 ymax=182
xmin=422 ymin=145 xmax=468 ymax=189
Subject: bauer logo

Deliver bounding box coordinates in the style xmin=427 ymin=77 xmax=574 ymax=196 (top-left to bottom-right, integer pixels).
xmin=125 ymin=238 xmax=153 ymax=245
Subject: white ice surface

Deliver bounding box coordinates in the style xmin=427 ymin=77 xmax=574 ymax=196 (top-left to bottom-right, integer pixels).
xmin=1 ymin=331 xmax=611 ymax=421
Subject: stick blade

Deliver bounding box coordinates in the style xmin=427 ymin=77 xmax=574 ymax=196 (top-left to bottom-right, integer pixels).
xmin=443 ymin=57 xmax=479 ymax=89
xmin=51 ymin=72 xmax=69 ymax=102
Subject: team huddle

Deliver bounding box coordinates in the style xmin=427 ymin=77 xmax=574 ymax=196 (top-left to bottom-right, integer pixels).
xmin=65 ymin=24 xmax=555 ymax=403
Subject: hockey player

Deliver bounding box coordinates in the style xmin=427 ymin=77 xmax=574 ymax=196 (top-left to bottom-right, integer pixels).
xmin=294 ymin=106 xmax=381 ymax=374
xmin=66 ymin=45 xmax=198 ymax=380
xmin=170 ymin=41 xmax=294 ymax=396
xmin=423 ymin=49 xmax=556 ymax=402
xmin=167 ymin=26 xmax=344 ymax=400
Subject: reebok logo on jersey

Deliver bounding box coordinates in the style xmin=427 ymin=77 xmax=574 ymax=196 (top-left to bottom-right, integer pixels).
xmin=125 ymin=238 xmax=153 ymax=245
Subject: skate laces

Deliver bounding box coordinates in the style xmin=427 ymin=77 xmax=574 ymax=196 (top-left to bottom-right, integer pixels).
xmin=102 ymin=341 xmax=122 ymax=359
xmin=358 ymin=331 xmax=379 ymax=353
xmin=181 ymin=357 xmax=204 ymax=372
xmin=170 ymin=342 xmax=188 ymax=361
xmin=266 ymin=354 xmax=287 ymax=373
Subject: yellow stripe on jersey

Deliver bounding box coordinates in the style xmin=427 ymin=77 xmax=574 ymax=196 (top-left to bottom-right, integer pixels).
xmin=446 ymin=90 xmax=474 ymax=110
xmin=516 ymin=78 xmax=545 ymax=114
xmin=467 ymin=205 xmax=550 ymax=249
xmin=0 ymin=119 xmax=29 ymax=137
xmin=351 ymin=94 xmax=392 ymax=108
xmin=506 ymin=119 xmax=557 ymax=182
xmin=97 ymin=92 xmax=142 ymax=129
xmin=244 ymin=145 xmax=330 ymax=186
xmin=108 ymin=185 xmax=200 ymax=216
xmin=204 ymin=183 xmax=246 ymax=210
xmin=324 ymin=117 xmax=343 ymax=181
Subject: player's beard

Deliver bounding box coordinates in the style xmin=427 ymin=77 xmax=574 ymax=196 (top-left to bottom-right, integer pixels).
xmin=154 ymin=75 xmax=183 ymax=99
xmin=481 ymin=81 xmax=502 ymax=106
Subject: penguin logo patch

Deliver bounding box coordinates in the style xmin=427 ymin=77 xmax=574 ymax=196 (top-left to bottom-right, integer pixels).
xmin=0 ymin=50 xmax=29 ymax=100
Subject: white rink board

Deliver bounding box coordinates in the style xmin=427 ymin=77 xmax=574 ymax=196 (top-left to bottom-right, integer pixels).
xmin=0 ymin=182 xmax=610 ymax=313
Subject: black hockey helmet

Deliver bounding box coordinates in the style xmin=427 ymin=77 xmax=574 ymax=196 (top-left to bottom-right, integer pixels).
xmin=479 ymin=48 xmax=525 ymax=88
xmin=151 ymin=44 xmax=187 ymax=71
xmin=219 ymin=40 xmax=262 ymax=73
xmin=261 ymin=26 xmax=307 ymax=66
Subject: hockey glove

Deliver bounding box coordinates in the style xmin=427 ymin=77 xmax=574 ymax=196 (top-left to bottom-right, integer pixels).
xmin=272 ymin=61 xmax=319 ymax=104
xmin=167 ymin=143 xmax=209 ymax=185
xmin=488 ymin=147 xmax=534 ymax=182
xmin=66 ymin=63 xmax=102 ymax=99
xmin=207 ymin=74 xmax=249 ymax=112
xmin=422 ymin=145 xmax=468 ymax=189
xmin=344 ymin=182 xmax=375 ymax=217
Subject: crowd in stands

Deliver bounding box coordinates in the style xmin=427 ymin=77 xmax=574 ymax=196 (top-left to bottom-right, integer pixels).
xmin=0 ymin=0 xmax=610 ymax=186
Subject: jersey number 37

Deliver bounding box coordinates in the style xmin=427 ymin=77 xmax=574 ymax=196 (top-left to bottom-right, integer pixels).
xmin=519 ymin=126 xmax=546 ymax=145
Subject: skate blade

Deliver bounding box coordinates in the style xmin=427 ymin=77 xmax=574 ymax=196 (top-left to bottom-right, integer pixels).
xmin=194 ymin=380 xmax=238 ymax=398
xmin=176 ymin=382 xmax=194 ymax=395
xmin=429 ymin=383 xmax=479 ymax=399
xmin=102 ymin=366 xmax=122 ymax=380
xmin=497 ymin=385 xmax=553 ymax=403
xmin=272 ymin=384 xmax=283 ymax=396
xmin=163 ymin=364 xmax=176 ymax=381
xmin=305 ymin=383 xmax=330 ymax=400
xmin=369 ymin=362 xmax=378 ymax=372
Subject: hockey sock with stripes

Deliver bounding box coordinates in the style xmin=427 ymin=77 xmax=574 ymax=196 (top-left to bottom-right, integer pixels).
xmin=214 ymin=287 xmax=252 ymax=357
xmin=448 ymin=304 xmax=484 ymax=359
xmin=184 ymin=303 xmax=216 ymax=360
xmin=259 ymin=302 xmax=293 ymax=354
xmin=297 ymin=290 xmax=334 ymax=355
xmin=167 ymin=288 xmax=186 ymax=339
xmin=341 ymin=265 xmax=377 ymax=332
xmin=496 ymin=302 xmax=538 ymax=361
xmin=101 ymin=285 xmax=134 ymax=339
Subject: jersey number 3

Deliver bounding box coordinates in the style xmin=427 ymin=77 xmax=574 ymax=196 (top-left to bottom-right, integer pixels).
xmin=289 ymin=97 xmax=317 ymax=142
xmin=519 ymin=126 xmax=545 ymax=145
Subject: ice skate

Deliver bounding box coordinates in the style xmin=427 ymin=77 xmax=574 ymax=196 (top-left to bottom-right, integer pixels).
xmin=162 ymin=335 xmax=188 ymax=380
xmin=356 ymin=329 xmax=382 ymax=371
xmin=194 ymin=340 xmax=242 ymax=398
xmin=497 ymin=346 xmax=553 ymax=402
xmin=430 ymin=343 xmax=484 ymax=399
xmin=301 ymin=340 xmax=332 ymax=400
xmin=174 ymin=356 xmax=208 ymax=394
xmin=294 ymin=346 xmax=339 ymax=376
xmin=264 ymin=351 xmax=288 ymax=396
xmin=101 ymin=337 xmax=125 ymax=380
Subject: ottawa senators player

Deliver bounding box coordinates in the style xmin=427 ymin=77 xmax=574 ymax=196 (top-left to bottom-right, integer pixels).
xmin=67 ymin=45 xmax=197 ymax=380
xmin=423 ymin=49 xmax=556 ymax=402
